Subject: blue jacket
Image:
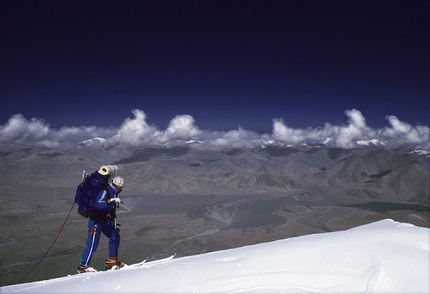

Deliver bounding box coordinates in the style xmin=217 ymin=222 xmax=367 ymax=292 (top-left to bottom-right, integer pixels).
xmin=91 ymin=183 xmax=118 ymax=220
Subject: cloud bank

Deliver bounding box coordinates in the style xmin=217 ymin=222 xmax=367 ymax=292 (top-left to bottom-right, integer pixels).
xmin=0 ymin=109 xmax=429 ymax=151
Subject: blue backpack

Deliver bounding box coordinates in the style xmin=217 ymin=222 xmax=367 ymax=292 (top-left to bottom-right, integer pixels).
xmin=74 ymin=170 xmax=111 ymax=218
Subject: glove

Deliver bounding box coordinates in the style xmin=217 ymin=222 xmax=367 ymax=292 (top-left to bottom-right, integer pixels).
xmin=109 ymin=198 xmax=122 ymax=204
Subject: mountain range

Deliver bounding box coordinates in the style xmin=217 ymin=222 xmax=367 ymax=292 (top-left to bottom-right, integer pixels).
xmin=0 ymin=141 xmax=429 ymax=286
xmin=1 ymin=142 xmax=428 ymax=204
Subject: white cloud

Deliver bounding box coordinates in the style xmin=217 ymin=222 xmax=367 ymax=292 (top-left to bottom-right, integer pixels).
xmin=209 ymin=126 xmax=261 ymax=148
xmin=54 ymin=126 xmax=115 ymax=143
xmin=270 ymin=109 xmax=377 ymax=149
xmin=0 ymin=109 xmax=429 ymax=151
xmin=163 ymin=114 xmax=201 ymax=140
xmin=107 ymin=111 xmax=201 ymax=146
xmin=0 ymin=114 xmax=50 ymax=143
xmin=381 ymin=115 xmax=429 ymax=146
xmin=272 ymin=119 xmax=307 ymax=144
xmin=0 ymin=114 xmax=115 ymax=147
xmin=335 ymin=109 xmax=370 ymax=148
xmin=107 ymin=109 xmax=160 ymax=146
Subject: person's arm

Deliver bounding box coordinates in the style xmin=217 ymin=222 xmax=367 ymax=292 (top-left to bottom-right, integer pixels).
xmin=95 ymin=190 xmax=114 ymax=210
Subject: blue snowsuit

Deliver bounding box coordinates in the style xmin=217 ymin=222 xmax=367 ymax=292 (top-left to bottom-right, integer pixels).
xmin=80 ymin=183 xmax=120 ymax=267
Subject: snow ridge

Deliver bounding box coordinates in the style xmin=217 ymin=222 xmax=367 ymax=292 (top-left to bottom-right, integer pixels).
xmin=2 ymin=219 xmax=429 ymax=294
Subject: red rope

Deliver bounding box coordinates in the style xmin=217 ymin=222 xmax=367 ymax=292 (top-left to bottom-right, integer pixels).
xmin=16 ymin=202 xmax=76 ymax=284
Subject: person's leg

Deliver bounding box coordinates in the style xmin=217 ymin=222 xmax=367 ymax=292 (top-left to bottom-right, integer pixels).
xmin=79 ymin=220 xmax=102 ymax=267
xmin=102 ymin=219 xmax=121 ymax=257
xmin=102 ymin=220 xmax=123 ymax=268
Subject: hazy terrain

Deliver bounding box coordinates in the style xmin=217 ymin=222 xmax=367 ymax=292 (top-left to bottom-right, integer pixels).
xmin=0 ymin=143 xmax=428 ymax=286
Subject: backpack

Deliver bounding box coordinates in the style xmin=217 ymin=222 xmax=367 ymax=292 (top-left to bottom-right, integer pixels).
xmin=74 ymin=165 xmax=117 ymax=218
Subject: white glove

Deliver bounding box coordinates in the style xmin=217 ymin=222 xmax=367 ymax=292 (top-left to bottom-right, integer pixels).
xmin=110 ymin=198 xmax=122 ymax=204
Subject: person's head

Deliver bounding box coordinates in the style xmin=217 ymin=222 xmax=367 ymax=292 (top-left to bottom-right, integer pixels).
xmin=112 ymin=176 xmax=124 ymax=192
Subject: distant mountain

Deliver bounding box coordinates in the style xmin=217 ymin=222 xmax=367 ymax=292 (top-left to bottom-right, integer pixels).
xmin=356 ymin=139 xmax=385 ymax=147
xmin=0 ymin=144 xmax=428 ymax=204
xmin=410 ymin=149 xmax=430 ymax=157
xmin=77 ymin=137 xmax=107 ymax=147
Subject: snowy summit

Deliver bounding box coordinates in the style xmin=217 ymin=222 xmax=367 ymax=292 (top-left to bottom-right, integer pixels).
xmin=2 ymin=219 xmax=429 ymax=293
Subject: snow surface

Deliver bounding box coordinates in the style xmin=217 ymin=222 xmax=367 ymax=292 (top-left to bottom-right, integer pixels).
xmin=2 ymin=219 xmax=429 ymax=294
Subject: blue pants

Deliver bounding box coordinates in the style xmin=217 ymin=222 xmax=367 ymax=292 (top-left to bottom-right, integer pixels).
xmin=80 ymin=218 xmax=120 ymax=267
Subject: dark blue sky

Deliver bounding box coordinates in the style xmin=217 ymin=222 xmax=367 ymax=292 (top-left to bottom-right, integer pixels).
xmin=1 ymin=0 xmax=429 ymax=131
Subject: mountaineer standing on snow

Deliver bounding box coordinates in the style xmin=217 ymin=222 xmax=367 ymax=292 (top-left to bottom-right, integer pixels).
xmin=78 ymin=176 xmax=125 ymax=273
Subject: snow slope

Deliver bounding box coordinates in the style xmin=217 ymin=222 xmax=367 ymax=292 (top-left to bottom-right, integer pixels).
xmin=2 ymin=219 xmax=429 ymax=293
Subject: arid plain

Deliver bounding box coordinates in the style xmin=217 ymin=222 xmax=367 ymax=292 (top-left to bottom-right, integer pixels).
xmin=1 ymin=145 xmax=428 ymax=286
